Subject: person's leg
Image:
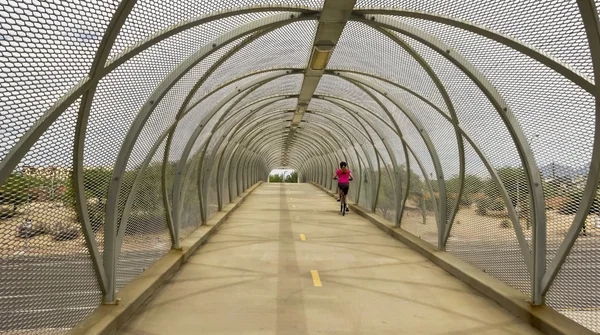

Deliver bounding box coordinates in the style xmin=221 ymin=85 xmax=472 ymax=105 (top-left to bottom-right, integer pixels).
xmin=341 ymin=185 xmax=349 ymax=211
xmin=345 ymin=192 xmax=349 ymax=211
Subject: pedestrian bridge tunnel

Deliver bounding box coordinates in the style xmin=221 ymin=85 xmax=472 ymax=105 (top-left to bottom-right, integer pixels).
xmin=0 ymin=0 xmax=599 ymax=333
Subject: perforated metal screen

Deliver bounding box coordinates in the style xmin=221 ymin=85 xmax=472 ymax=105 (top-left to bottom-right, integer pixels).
xmin=0 ymin=0 xmax=599 ymax=333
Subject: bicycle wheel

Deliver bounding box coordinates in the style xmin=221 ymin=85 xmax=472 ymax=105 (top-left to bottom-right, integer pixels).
xmin=341 ymin=197 xmax=346 ymax=216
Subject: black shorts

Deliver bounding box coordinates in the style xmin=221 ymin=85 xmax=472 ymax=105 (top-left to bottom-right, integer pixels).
xmin=338 ymin=182 xmax=349 ymax=195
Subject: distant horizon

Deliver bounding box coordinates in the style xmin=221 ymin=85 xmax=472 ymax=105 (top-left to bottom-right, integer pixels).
xmin=15 ymin=160 xmax=593 ymax=178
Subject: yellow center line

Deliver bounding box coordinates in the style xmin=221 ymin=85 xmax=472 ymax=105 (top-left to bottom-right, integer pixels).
xmin=292 ymin=205 xmax=296 ymax=208
xmin=300 ymin=234 xmax=306 ymax=241
xmin=311 ymin=270 xmax=322 ymax=287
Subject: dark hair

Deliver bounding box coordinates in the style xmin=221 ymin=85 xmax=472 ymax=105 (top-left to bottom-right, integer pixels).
xmin=340 ymin=161 xmax=347 ymax=168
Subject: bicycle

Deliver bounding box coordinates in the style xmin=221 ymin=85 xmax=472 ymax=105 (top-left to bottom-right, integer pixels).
xmin=334 ymin=176 xmax=352 ymax=216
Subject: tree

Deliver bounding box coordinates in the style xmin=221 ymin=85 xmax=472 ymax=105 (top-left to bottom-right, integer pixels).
xmin=60 ymin=167 xmax=113 ymax=231
xmin=376 ymin=170 xmax=395 ymax=220
xmin=483 ymin=167 xmax=528 ymax=207
xmin=269 ymin=174 xmax=283 ymax=183
xmin=130 ymin=162 xmax=164 ymax=211
xmin=284 ymin=172 xmax=298 ymax=183
xmin=63 ymin=167 xmax=113 ymax=207
xmin=374 ymin=164 xmax=430 ymax=221
xmin=0 ymin=173 xmax=30 ymax=217
xmin=446 ymin=174 xmax=484 ymax=207
xmin=445 ymin=174 xmax=484 ymax=195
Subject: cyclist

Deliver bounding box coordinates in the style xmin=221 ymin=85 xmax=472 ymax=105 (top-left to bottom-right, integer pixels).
xmin=333 ymin=161 xmax=353 ymax=212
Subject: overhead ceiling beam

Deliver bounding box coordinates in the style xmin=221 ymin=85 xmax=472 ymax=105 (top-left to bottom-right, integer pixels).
xmin=285 ymin=0 xmax=356 ymax=164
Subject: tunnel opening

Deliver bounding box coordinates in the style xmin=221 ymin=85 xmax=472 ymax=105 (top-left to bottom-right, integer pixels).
xmin=269 ymin=169 xmax=298 ymax=183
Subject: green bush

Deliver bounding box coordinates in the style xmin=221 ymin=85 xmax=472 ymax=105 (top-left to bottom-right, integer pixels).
xmin=0 ymin=173 xmax=29 ymax=211
xmin=284 ymin=172 xmax=298 ymax=183
xmin=269 ymin=172 xmax=298 ymax=183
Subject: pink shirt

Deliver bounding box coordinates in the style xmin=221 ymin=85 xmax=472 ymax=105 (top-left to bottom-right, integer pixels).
xmin=336 ymin=169 xmax=351 ymax=183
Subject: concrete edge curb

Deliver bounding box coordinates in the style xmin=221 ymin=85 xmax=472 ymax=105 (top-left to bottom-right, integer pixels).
xmin=69 ymin=182 xmax=264 ymax=335
xmin=310 ymin=182 xmax=594 ymax=335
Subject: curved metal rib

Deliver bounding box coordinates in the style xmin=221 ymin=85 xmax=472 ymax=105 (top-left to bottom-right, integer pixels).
xmin=357 ymin=14 xmax=545 ymax=303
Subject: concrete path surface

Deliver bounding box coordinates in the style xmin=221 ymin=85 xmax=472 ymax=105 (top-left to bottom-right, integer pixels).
xmin=119 ymin=183 xmax=540 ymax=335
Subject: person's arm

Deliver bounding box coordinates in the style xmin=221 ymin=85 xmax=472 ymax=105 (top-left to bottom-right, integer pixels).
xmin=333 ymin=171 xmax=338 ymax=179
xmin=349 ymin=172 xmax=354 ymax=181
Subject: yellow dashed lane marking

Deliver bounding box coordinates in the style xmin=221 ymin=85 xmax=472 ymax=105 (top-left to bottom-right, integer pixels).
xmin=311 ymin=270 xmax=322 ymax=287
xmin=292 ymin=205 xmax=296 ymax=208
xmin=300 ymin=234 xmax=306 ymax=241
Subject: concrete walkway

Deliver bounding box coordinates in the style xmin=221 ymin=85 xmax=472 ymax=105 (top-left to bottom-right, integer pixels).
xmin=119 ymin=183 xmax=540 ymax=335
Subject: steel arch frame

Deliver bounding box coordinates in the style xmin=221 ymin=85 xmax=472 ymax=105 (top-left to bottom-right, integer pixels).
xmin=355 ymin=15 xmax=546 ymax=303
xmin=0 ymin=0 xmax=593 ymax=311
xmin=103 ymin=13 xmax=317 ymax=303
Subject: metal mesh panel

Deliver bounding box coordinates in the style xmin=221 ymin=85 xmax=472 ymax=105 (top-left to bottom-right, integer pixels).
xmin=446 ymin=135 xmax=531 ymax=295
xmin=367 ymin=78 xmax=460 ymax=223
xmin=375 ymin=163 xmax=395 ymax=222
xmin=0 ymin=0 xmax=118 ymax=162
xmin=227 ymin=149 xmax=240 ymax=200
xmin=110 ymin=0 xmax=323 ymax=59
xmin=385 ymin=18 xmax=599 ymax=323
xmin=328 ymin=21 xmax=447 ymax=114
xmin=397 ymin=17 xmax=596 ymax=261
xmin=356 ymin=1 xmax=593 ymax=80
xmin=375 ymin=138 xmax=408 ymax=224
xmin=236 ymin=74 xmax=303 ymax=108
xmin=547 ymin=187 xmax=600 ymax=331
xmin=396 ymin=17 xmax=595 ymax=180
xmin=0 ymin=101 xmax=101 ymax=332
xmin=85 ymin=47 xmax=179 ymax=169
xmin=216 ymin=143 xmax=234 ymax=206
xmin=111 ymin=10 xmax=279 ymax=59
xmin=314 ymin=98 xmax=392 ymax=150
xmin=206 ymin=148 xmax=220 ymax=220
xmin=167 ymin=104 xmax=227 ymax=170
xmin=179 ymin=152 xmax=201 ymax=240
xmin=116 ymin=140 xmax=170 ymax=291
xmin=364 ymin=76 xmax=460 ymax=179
xmin=126 ymin=38 xmax=243 ymax=170
xmin=315 ymin=75 xmax=390 ymax=120
xmin=192 ymin=20 xmax=317 ymax=101
xmin=399 ymin=149 xmax=438 ymax=246
xmin=384 ymin=27 xmax=534 ymax=294
xmin=358 ymin=142 xmax=377 ymax=211
xmin=345 ymin=146 xmax=360 ymax=204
